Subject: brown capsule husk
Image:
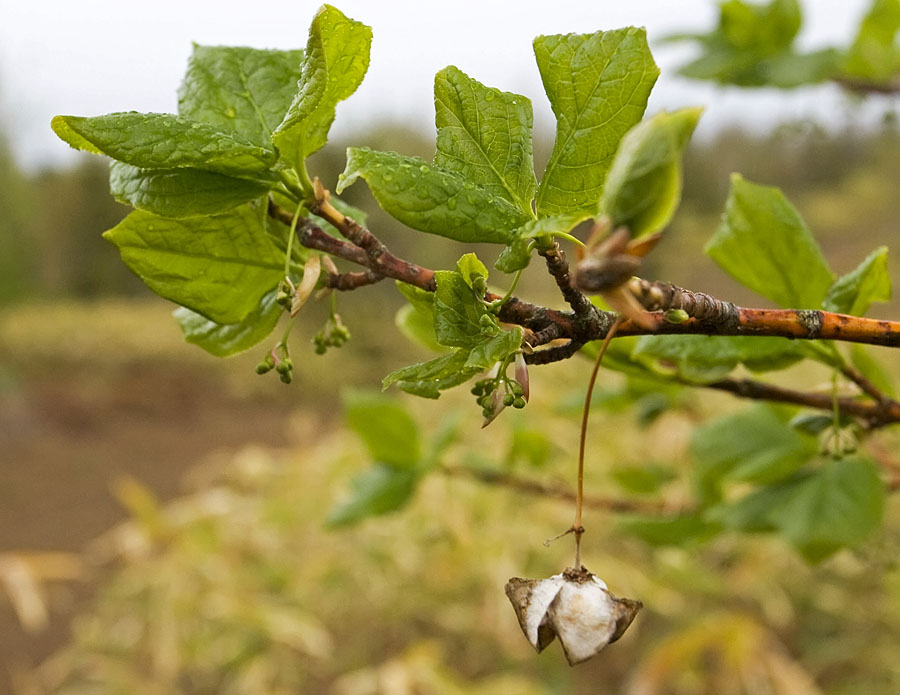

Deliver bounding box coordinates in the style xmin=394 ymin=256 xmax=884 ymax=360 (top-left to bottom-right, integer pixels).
xmin=505 ymin=566 xmax=641 ymax=666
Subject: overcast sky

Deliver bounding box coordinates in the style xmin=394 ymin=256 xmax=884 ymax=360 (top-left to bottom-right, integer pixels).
xmin=0 ymin=0 xmax=886 ymax=171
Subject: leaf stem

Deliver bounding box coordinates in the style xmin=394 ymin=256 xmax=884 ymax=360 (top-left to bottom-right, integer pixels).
xmin=283 ymin=201 xmax=304 ymax=278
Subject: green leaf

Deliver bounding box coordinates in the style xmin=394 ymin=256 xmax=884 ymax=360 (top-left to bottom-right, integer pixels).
xmin=842 ymin=0 xmax=900 ymax=83
xmin=173 ymin=287 xmax=284 ymax=357
xmin=534 ymin=27 xmax=659 ymax=217
xmin=463 ymin=327 xmax=524 ymax=372
xmin=713 ymin=457 xmax=885 ymax=562
xmin=824 ymin=246 xmax=891 ymax=316
xmin=692 ymin=405 xmax=816 ymax=494
xmin=103 ymin=200 xmax=283 ymax=324
xmin=52 ymin=113 xmax=276 ymax=177
xmin=719 ymin=0 xmax=801 ymax=54
xmin=273 ymin=5 xmax=371 ymax=167
xmin=433 ymin=270 xmax=496 ymax=347
xmin=344 ymin=391 xmax=421 ymax=469
xmin=632 ymin=334 xmax=804 ymax=382
xmin=326 ymin=463 xmax=418 ymax=528
xmin=337 ymin=148 xmax=527 ymax=244
xmin=434 ymin=66 xmax=536 ymax=214
xmin=383 ymin=350 xmax=479 ymax=399
xmin=178 ymin=45 xmax=305 ymax=148
xmin=601 ymin=107 xmax=702 ymax=237
xmin=109 ymin=162 xmax=271 ymax=218
xmin=705 ymin=174 xmax=833 ymax=308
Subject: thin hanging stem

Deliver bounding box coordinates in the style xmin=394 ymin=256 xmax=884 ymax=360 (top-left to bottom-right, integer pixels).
xmin=573 ymin=317 xmax=622 ymax=570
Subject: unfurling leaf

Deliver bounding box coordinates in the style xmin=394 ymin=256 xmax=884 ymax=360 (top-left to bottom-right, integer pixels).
xmin=273 ymin=4 xmax=371 ymax=168
xmin=601 ymin=107 xmax=702 ymax=237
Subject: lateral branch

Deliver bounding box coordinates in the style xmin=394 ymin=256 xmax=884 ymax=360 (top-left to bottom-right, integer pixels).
xmin=268 ymin=199 xmax=900 ymax=369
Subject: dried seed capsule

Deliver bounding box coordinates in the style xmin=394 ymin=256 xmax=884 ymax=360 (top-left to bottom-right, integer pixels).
xmin=505 ymin=566 xmax=641 ymax=666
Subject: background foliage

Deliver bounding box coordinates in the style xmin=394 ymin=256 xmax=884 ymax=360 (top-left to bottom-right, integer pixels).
xmin=2 ymin=0 xmax=900 ymax=692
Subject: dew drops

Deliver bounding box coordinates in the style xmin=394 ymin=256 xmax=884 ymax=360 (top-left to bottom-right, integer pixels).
xmin=419 ymin=164 xmax=430 ymax=174
xmin=225 ymin=107 xmax=237 ymax=119
xmin=383 ymin=172 xmax=393 ymax=182
xmin=485 ymin=91 xmax=495 ymax=102
xmin=447 ymin=197 xmax=457 ymax=210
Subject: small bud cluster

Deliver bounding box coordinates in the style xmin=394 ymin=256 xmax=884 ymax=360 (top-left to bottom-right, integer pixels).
xmin=256 ymin=344 xmax=294 ymax=384
xmin=471 ymin=364 xmax=527 ymax=425
xmin=313 ymin=313 xmax=350 ymax=354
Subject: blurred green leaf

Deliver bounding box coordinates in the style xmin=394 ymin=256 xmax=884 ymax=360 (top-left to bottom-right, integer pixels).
xmin=326 ymin=463 xmax=418 ymax=527
xmin=712 ymin=457 xmax=885 ymax=562
xmin=174 ymin=287 xmax=283 ymax=357
xmin=394 ymin=282 xmax=444 ymax=353
xmin=534 ymin=27 xmax=659 ymax=216
xmin=850 ymin=344 xmax=896 ymax=398
xmin=434 ymin=66 xmax=536 ymax=214
xmin=109 ymin=162 xmax=270 ymax=218
xmin=506 ymin=426 xmax=553 ymax=469
xmin=103 ymin=200 xmax=283 ymax=324
xmin=337 ymin=148 xmax=527 ymax=244
xmin=611 ymin=463 xmax=676 ymax=495
xmin=273 ymin=5 xmax=371 ymax=168
xmin=618 ymin=512 xmax=720 ymax=546
xmin=344 ymin=391 xmax=421 ymax=469
xmin=669 ymin=0 xmax=839 ymax=88
xmin=602 ymin=107 xmax=702 ymax=237
xmin=52 ymin=112 xmax=277 ymax=177
xmin=841 ymin=0 xmax=900 ymax=83
xmin=705 ymin=174 xmax=833 ymax=308
xmin=178 ymin=45 xmax=305 ymax=148
xmin=824 ymin=246 xmax=891 ymax=316
xmin=693 ymin=404 xmax=816 ymax=497
xmin=633 ymin=334 xmax=804 ymax=382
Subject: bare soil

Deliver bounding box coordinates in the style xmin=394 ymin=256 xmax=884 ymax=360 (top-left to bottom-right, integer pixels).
xmin=0 ymin=361 xmax=306 ymax=692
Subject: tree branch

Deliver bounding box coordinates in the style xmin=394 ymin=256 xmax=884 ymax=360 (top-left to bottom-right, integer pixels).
xmin=267 ymin=202 xmax=900 ymax=358
xmin=440 ymin=465 xmax=667 ymax=514
xmin=704 ymin=377 xmax=900 ymax=428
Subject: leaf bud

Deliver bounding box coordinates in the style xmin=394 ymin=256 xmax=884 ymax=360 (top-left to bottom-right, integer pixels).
xmin=663 ymin=308 xmax=690 ymax=324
